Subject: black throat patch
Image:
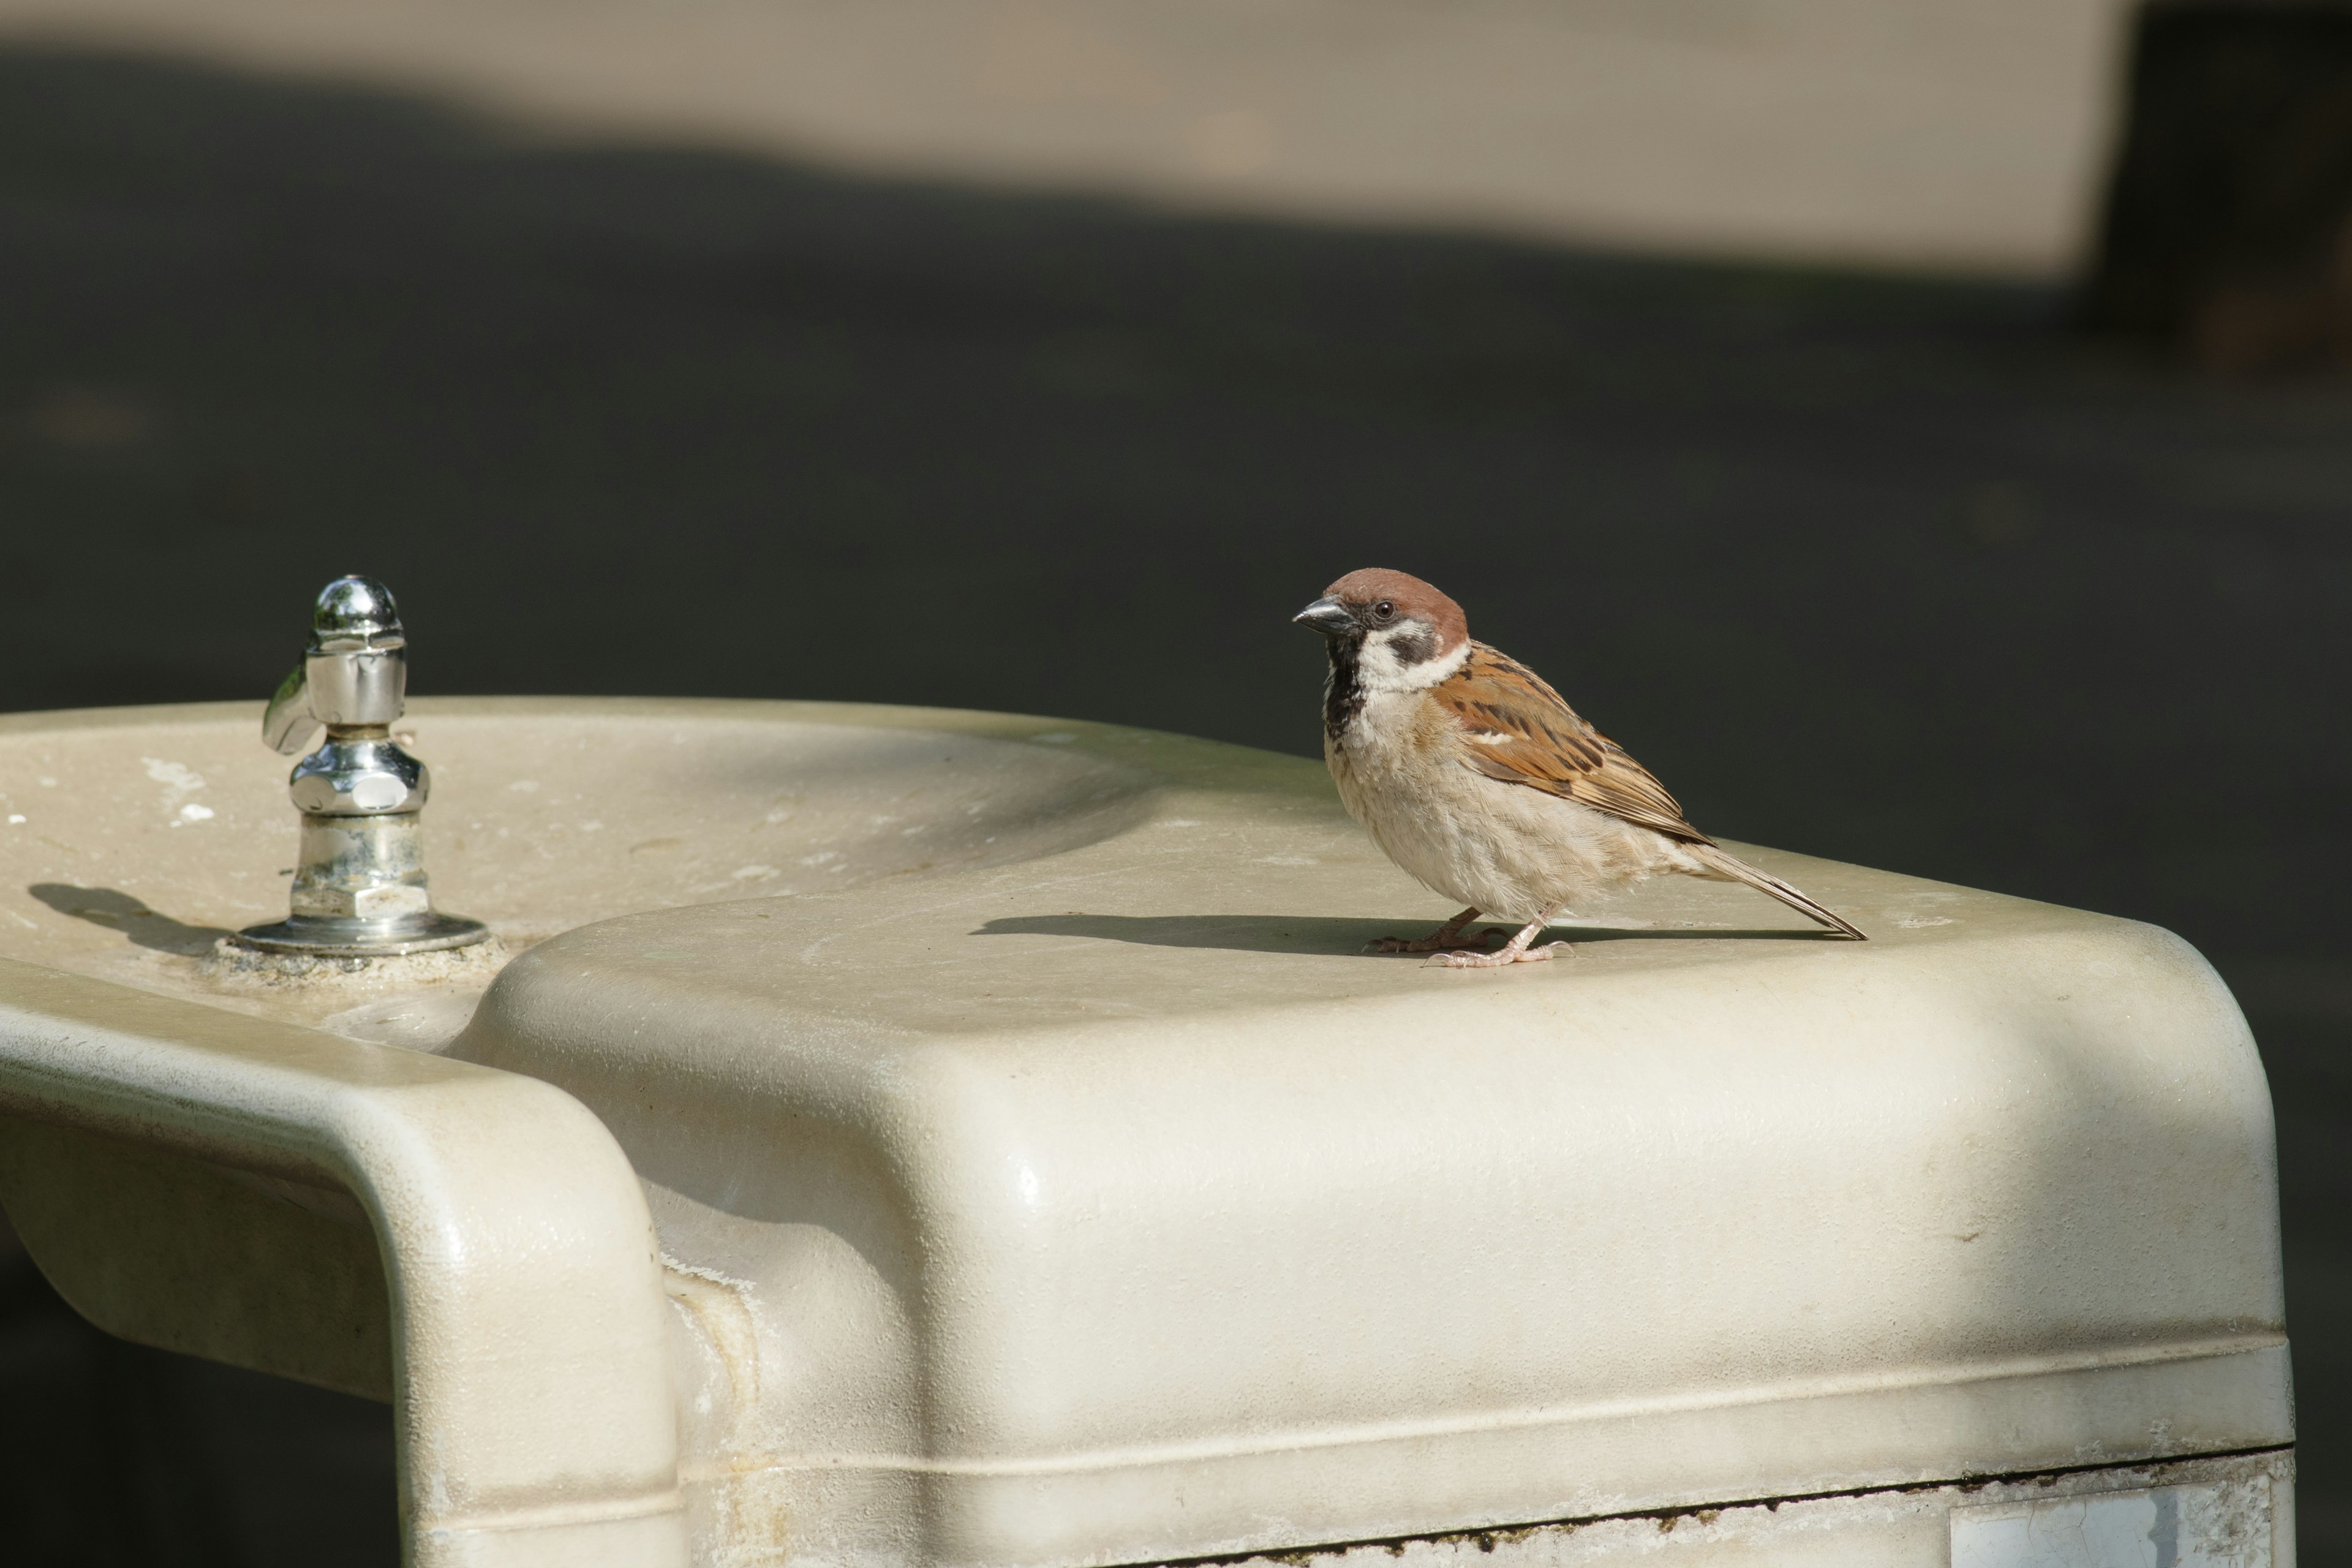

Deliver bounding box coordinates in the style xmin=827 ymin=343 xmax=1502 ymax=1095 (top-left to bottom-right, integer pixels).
xmin=1322 ymin=636 xmax=1366 ymax=742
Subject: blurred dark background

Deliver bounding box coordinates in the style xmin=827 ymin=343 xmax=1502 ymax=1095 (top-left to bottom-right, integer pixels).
xmin=3 ymin=3 xmax=2350 ymax=1564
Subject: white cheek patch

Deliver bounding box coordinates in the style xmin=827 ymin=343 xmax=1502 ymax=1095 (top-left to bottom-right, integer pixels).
xmin=1355 ymin=639 xmax=1410 ymax=688
xmin=1357 ymin=624 xmax=1468 ymax=693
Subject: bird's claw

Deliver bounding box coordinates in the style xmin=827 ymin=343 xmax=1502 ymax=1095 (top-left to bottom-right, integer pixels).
xmin=1422 ymin=941 xmax=1575 ymax=969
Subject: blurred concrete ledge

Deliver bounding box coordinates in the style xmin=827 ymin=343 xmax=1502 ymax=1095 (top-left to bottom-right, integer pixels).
xmin=0 ymin=0 xmax=2132 ymax=277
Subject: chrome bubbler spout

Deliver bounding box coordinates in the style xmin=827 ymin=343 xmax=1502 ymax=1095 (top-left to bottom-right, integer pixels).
xmin=236 ymin=576 xmax=489 ymax=956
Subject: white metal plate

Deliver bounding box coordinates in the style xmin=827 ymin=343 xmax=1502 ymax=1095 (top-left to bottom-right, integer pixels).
xmin=1951 ymin=1477 xmax=2272 ymax=1568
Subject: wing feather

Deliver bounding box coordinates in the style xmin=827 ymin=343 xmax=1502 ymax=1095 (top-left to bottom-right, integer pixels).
xmin=1438 ymin=644 xmax=1711 ymax=845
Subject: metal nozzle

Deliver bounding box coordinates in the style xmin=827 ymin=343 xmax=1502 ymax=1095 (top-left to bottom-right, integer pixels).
xmin=237 ymin=576 xmax=488 ymax=957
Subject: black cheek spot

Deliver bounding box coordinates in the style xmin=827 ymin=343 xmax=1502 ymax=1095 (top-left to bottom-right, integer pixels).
xmin=1390 ymin=627 xmax=1436 ymax=666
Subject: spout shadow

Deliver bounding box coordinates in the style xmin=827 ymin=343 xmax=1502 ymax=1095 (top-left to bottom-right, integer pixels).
xmin=28 ymin=884 xmax=235 ymax=957
xmin=972 ymin=913 xmax=1842 ymax=958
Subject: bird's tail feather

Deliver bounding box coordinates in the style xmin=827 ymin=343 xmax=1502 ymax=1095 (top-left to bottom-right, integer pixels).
xmin=1687 ymin=844 xmax=1866 ymax=940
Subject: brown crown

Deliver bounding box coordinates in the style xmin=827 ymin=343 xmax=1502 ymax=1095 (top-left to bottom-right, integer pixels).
xmin=1321 ymin=568 xmax=1468 ymax=652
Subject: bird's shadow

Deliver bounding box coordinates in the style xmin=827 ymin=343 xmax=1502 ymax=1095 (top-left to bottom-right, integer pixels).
xmin=28 ymin=884 xmax=235 ymax=957
xmin=972 ymin=913 xmax=1841 ymax=958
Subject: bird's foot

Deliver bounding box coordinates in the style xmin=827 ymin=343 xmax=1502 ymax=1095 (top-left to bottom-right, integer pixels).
xmin=1422 ymin=910 xmax=1570 ymax=968
xmin=1365 ymin=908 xmax=1493 ymax=954
xmin=1424 ymin=940 xmax=1574 ymax=969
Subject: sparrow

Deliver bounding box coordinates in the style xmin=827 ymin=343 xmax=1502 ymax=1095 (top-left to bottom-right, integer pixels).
xmin=1295 ymin=568 xmax=1865 ymax=967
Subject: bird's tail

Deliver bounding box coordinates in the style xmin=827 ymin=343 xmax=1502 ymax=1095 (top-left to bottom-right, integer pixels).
xmin=1686 ymin=843 xmax=1866 ymax=940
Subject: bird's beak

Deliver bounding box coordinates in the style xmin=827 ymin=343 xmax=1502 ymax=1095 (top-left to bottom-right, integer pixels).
xmin=1292 ymin=597 xmax=1355 ymax=637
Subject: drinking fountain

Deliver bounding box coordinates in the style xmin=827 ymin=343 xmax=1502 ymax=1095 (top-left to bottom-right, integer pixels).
xmin=0 ymin=578 xmax=2298 ymax=1568
xmin=239 ymin=576 xmax=488 ymax=957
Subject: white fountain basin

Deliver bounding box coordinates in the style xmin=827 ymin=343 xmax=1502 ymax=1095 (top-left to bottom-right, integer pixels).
xmin=0 ymin=698 xmax=2293 ymax=1568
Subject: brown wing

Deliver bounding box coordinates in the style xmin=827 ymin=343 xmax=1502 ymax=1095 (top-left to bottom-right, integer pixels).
xmin=1435 ymin=643 xmax=1713 ymax=846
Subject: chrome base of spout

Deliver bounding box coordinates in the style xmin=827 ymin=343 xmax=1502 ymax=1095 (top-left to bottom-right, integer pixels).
xmin=234 ymin=911 xmax=491 ymax=958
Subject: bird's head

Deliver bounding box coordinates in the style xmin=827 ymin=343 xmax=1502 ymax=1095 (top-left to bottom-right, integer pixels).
xmin=1293 ymin=568 xmax=1470 ymax=690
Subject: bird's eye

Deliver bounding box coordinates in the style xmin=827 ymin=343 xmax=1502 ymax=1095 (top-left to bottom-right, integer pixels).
xmin=1373 ymin=600 xmax=1395 ymax=620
